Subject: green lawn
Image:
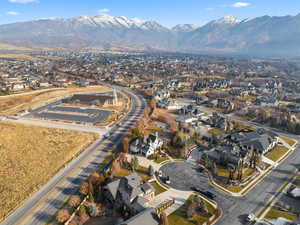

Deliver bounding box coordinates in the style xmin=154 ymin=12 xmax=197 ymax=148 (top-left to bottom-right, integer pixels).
xmin=233 ymin=114 xmax=255 ymax=121
xmin=153 ymin=154 xmax=169 ymax=164
xmin=265 ymin=209 xmax=296 ymax=221
xmin=168 ymin=195 xmax=216 ymax=225
xmin=150 ymin=181 xmax=167 ymax=195
xmin=204 ymin=107 xmax=226 ymax=113
xmin=208 ymin=128 xmax=224 ymax=135
xmin=136 ymin=166 xmax=151 ymax=181
xmin=113 ymin=166 xmax=151 ymax=181
xmin=265 ymin=146 xmax=289 ymax=162
xmin=279 ymin=136 xmax=296 ymax=147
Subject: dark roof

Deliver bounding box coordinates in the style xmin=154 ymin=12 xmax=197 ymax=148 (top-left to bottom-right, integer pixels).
xmin=106 ymin=179 xmax=121 ymax=200
xmin=131 ymin=196 xmax=149 ymax=213
xmin=141 ymin=183 xmax=154 ymax=194
xmin=120 ymin=208 xmax=158 ymax=225
xmin=240 ymin=134 xmax=273 ymax=152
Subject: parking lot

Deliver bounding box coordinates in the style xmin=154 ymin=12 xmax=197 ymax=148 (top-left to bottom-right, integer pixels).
xmin=28 ymin=105 xmax=112 ymax=124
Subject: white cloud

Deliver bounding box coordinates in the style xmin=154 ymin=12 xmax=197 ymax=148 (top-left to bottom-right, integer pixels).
xmin=6 ymin=11 xmax=19 ymax=15
xmin=205 ymin=7 xmax=215 ymax=11
xmin=97 ymin=8 xmax=110 ymax=14
xmin=8 ymin=0 xmax=38 ymax=3
xmin=232 ymin=2 xmax=251 ymax=8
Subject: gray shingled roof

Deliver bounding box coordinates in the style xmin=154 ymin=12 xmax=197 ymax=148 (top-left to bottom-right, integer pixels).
xmin=120 ymin=208 xmax=158 ymax=225
xmin=131 ymin=196 xmax=149 ymax=213
xmin=106 ymin=179 xmax=121 ymax=200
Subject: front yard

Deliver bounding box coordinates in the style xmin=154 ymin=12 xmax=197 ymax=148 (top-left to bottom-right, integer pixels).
xmin=168 ymin=195 xmax=217 ymax=225
xmin=150 ymin=181 xmax=167 ymax=195
xmin=208 ymin=128 xmax=225 ymax=135
xmin=279 ymin=136 xmax=296 ymax=147
xmin=265 ymin=146 xmax=289 ymax=162
xmin=265 ymin=209 xmax=297 ymax=222
xmin=215 ymin=167 xmax=255 ymax=193
xmin=114 ymin=166 xmax=151 ymax=182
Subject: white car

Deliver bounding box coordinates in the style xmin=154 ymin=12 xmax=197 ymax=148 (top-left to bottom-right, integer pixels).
xmin=246 ymin=213 xmax=255 ymax=222
xmin=158 ymin=170 xmax=163 ymax=177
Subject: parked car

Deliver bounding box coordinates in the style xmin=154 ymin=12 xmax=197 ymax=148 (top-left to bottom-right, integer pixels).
xmin=198 ymin=167 xmax=204 ymax=173
xmin=165 ymin=176 xmax=171 ymax=184
xmin=204 ymin=191 xmax=216 ymax=199
xmin=246 ymin=213 xmax=255 ymax=222
xmin=191 ymin=186 xmax=202 ymax=193
xmin=158 ymin=170 xmax=163 ymax=177
xmin=191 ymin=187 xmax=216 ymax=199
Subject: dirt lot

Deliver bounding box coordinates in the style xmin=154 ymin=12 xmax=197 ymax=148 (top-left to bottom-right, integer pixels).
xmin=0 ymin=121 xmax=99 ymax=222
xmin=0 ymin=85 xmax=110 ymax=116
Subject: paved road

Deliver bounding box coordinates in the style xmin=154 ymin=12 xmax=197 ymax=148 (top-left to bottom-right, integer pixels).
xmin=0 ymin=85 xmax=146 ymax=225
xmin=162 ymin=145 xmax=299 ymax=225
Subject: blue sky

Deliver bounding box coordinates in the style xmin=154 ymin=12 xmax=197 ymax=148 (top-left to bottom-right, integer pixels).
xmin=0 ymin=0 xmax=300 ymax=27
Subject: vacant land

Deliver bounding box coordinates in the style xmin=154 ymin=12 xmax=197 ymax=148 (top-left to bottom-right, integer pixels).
xmin=0 ymin=85 xmax=110 ymax=116
xmin=0 ymin=121 xmax=98 ymax=222
xmin=0 ymin=54 xmax=36 ymax=61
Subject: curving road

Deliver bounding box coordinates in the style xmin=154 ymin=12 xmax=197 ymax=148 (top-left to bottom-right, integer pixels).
xmin=0 ymin=84 xmax=146 ymax=225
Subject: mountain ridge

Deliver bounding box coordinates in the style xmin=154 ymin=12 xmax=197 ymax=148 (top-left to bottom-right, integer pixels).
xmin=0 ymin=14 xmax=300 ymax=56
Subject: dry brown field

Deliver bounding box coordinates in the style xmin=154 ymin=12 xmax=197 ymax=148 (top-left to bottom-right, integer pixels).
xmin=0 ymin=85 xmax=110 ymax=116
xmin=0 ymin=121 xmax=98 ymax=222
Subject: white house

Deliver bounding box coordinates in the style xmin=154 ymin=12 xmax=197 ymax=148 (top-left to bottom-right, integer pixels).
xmin=130 ymin=133 xmax=163 ymax=157
xmin=155 ymin=90 xmax=170 ymax=101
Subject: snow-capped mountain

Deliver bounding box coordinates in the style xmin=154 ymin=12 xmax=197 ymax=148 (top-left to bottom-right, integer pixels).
xmin=211 ymin=16 xmax=242 ymax=24
xmin=172 ymin=24 xmax=198 ymax=32
xmin=69 ymin=14 xmax=168 ymax=31
xmin=1 ymin=13 xmax=300 ymax=56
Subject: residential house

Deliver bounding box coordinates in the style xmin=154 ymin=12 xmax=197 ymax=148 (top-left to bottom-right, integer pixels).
xmin=130 ymin=133 xmax=163 ymax=157
xmin=166 ymin=80 xmax=181 ymax=90
xmin=203 ymin=113 xmax=226 ymax=129
xmin=105 ymin=173 xmax=155 ymax=215
xmin=119 ymin=208 xmax=158 ymax=225
xmin=227 ymin=128 xmax=278 ymax=155
xmin=178 ymin=104 xmax=204 ymax=117
xmin=205 ymin=128 xmax=278 ymax=170
xmin=155 ymin=90 xmax=170 ymax=101
xmin=194 ymin=78 xmax=229 ymax=91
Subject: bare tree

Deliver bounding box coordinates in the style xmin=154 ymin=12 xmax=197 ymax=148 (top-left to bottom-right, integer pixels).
xmin=56 ymin=209 xmax=71 ymax=223
xmin=68 ymin=195 xmax=81 ymax=208
xmin=79 ymin=182 xmax=89 ymax=196
xmin=159 ymin=212 xmax=169 ymax=225
xmin=122 ymin=137 xmax=130 ymax=153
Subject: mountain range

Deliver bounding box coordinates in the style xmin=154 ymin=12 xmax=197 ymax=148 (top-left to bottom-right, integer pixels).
xmin=0 ymin=14 xmax=300 ymax=56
